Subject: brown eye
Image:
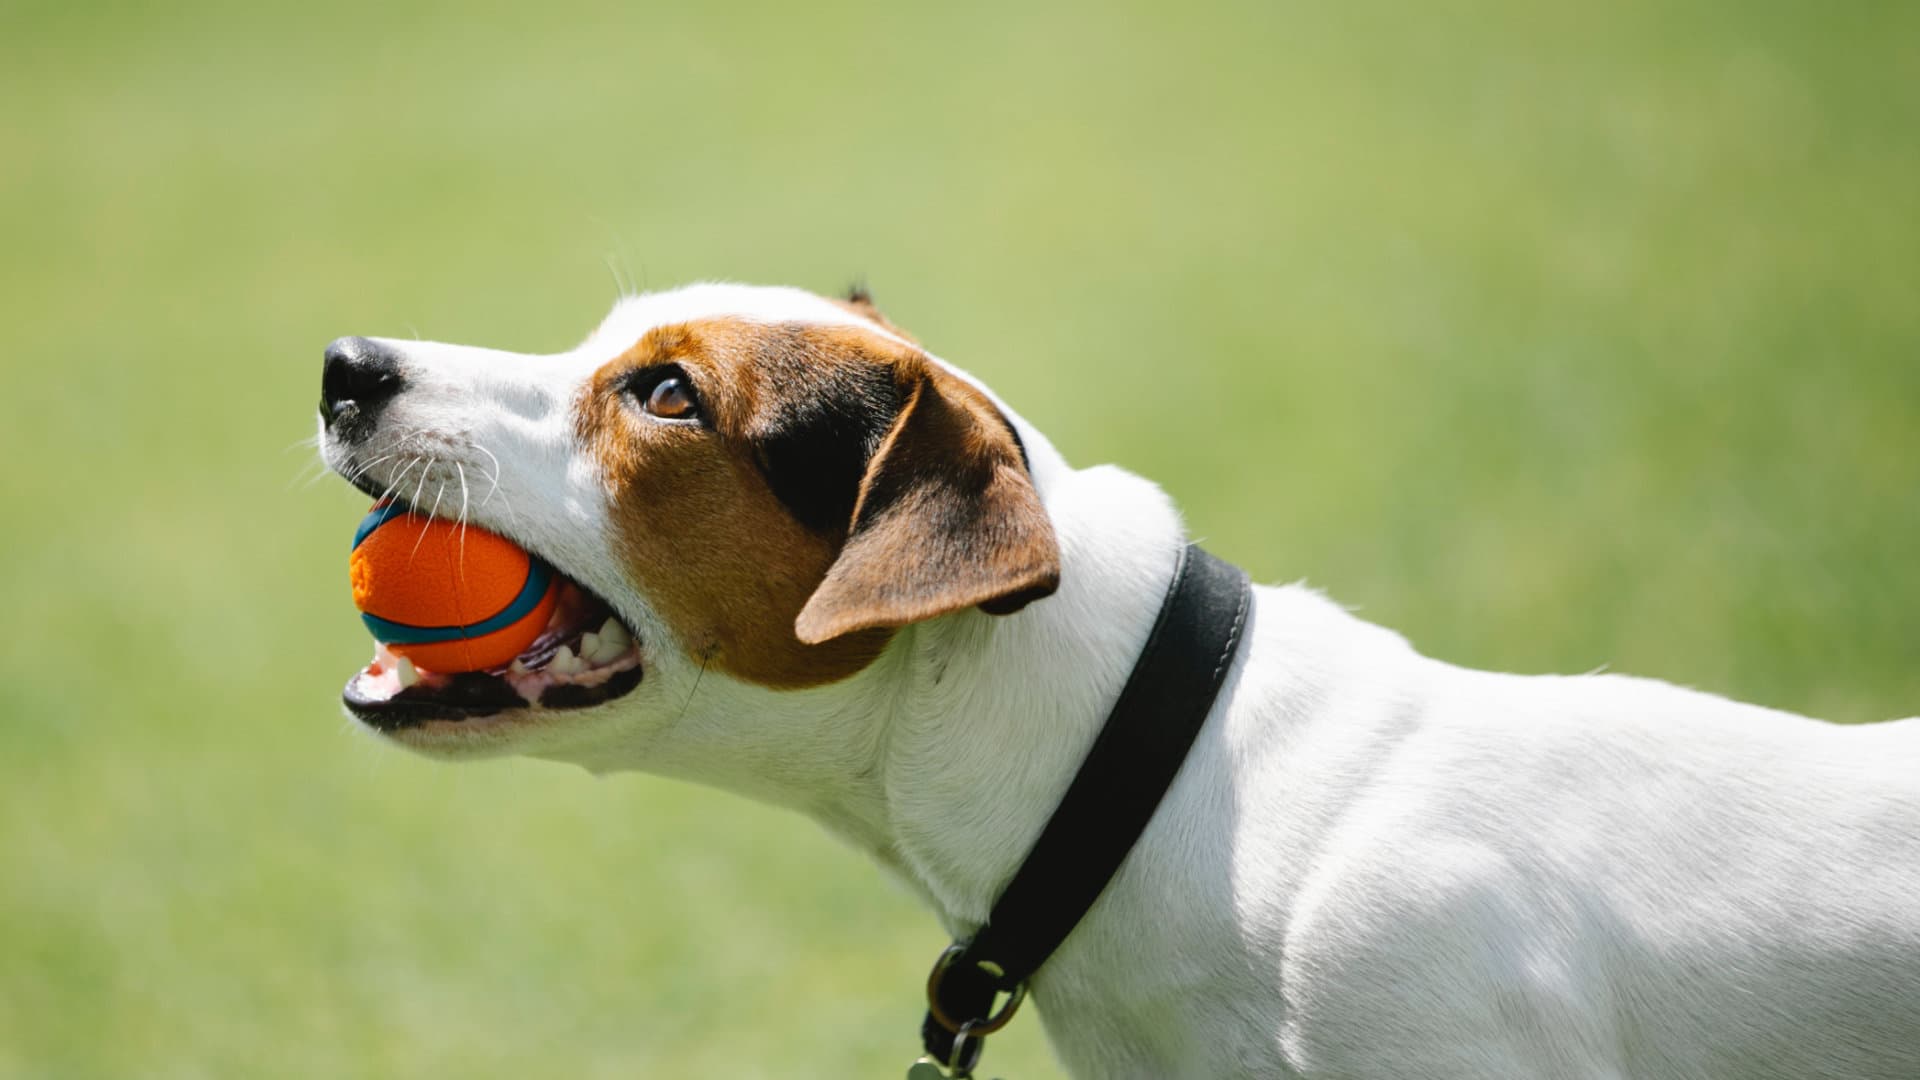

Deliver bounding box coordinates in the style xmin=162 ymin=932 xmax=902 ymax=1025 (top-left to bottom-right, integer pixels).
xmin=643 ymin=375 xmax=699 ymax=420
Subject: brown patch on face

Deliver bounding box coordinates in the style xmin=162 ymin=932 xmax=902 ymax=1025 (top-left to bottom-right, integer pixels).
xmin=579 ymin=313 xmax=1060 ymax=689
xmin=577 ymin=320 xmax=895 ymax=688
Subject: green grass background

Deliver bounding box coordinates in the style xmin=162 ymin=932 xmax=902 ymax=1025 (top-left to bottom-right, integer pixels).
xmin=3 ymin=1 xmax=1916 ymax=1076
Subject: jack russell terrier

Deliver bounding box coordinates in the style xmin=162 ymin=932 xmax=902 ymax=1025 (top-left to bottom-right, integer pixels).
xmin=319 ymin=283 xmax=1920 ymax=1079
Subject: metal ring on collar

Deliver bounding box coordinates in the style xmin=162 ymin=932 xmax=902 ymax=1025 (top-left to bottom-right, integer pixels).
xmin=947 ymin=1021 xmax=979 ymax=1077
xmin=924 ymin=944 xmax=1028 ymax=1036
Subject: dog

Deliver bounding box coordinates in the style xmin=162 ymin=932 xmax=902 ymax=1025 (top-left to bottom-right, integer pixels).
xmin=319 ymin=283 xmax=1920 ymax=1079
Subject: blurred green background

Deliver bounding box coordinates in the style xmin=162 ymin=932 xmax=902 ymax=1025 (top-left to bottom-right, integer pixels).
xmin=3 ymin=1 xmax=1916 ymax=1076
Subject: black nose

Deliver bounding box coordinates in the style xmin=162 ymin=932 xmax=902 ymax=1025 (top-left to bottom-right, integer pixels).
xmin=320 ymin=336 xmax=405 ymax=433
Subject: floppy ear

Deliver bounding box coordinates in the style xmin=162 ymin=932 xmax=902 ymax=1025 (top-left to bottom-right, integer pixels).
xmin=794 ymin=365 xmax=1060 ymax=645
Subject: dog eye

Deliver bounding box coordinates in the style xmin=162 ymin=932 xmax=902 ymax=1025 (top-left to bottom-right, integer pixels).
xmin=642 ymin=375 xmax=699 ymax=420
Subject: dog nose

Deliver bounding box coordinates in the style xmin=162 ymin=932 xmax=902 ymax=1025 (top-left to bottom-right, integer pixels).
xmin=320 ymin=336 xmax=405 ymax=430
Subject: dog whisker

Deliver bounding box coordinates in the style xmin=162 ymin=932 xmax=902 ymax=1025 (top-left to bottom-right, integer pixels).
xmin=470 ymin=442 xmax=520 ymax=528
xmin=374 ymin=456 xmax=421 ymax=508
xmin=288 ymin=457 xmax=331 ymax=491
xmin=294 ymin=432 xmax=391 ymax=492
xmin=409 ymin=456 xmax=435 ymax=516
xmin=455 ymin=462 xmax=471 ymax=564
xmin=603 ymin=253 xmax=630 ymax=300
xmin=344 ymin=448 xmax=404 ymax=482
xmin=410 ymin=479 xmax=447 ymax=561
xmin=301 ymin=446 xmax=388 ymax=495
xmin=365 ymin=448 xmax=425 ymax=509
xmin=472 ymin=442 xmax=503 ymax=491
xmin=670 ymin=654 xmax=710 ymax=731
xmin=345 ymin=437 xmax=426 ymax=501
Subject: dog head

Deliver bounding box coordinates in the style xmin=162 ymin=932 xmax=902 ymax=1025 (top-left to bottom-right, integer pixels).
xmin=319 ymin=284 xmax=1060 ymax=764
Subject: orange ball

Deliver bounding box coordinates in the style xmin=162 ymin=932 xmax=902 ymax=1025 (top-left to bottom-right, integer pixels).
xmin=349 ymin=502 xmax=557 ymax=673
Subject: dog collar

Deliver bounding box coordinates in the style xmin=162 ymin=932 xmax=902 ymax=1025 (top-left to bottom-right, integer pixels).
xmin=914 ymin=544 xmax=1252 ymax=1077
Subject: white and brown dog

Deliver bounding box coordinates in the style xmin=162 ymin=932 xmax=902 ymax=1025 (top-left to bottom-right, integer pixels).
xmin=319 ymin=283 xmax=1920 ymax=1079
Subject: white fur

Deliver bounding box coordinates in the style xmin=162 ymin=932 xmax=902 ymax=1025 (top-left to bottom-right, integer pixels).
xmin=323 ymin=285 xmax=1920 ymax=1079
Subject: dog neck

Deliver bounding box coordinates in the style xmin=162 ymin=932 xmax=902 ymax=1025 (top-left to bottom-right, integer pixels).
xmin=878 ymin=442 xmax=1186 ymax=933
xmin=564 ymin=423 xmax=1185 ymax=936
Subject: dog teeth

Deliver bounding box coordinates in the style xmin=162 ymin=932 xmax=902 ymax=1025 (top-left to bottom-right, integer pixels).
xmin=579 ymin=622 xmax=628 ymax=665
xmin=396 ymin=656 xmax=419 ymax=688
xmin=508 ymin=658 xmax=529 ymax=677
xmin=551 ymin=644 xmax=583 ymax=675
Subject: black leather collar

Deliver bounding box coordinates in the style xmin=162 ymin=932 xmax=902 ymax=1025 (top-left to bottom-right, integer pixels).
xmin=919 ymin=544 xmax=1252 ymax=1074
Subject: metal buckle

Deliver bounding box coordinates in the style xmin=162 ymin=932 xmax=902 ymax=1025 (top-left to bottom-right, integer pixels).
xmin=924 ymin=944 xmax=1028 ymax=1036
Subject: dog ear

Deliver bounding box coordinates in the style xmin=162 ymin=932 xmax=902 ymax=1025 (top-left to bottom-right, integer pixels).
xmin=794 ymin=366 xmax=1060 ymax=644
xmin=836 ymin=285 xmax=918 ymax=344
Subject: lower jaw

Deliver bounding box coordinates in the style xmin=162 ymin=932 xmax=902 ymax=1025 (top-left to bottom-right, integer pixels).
xmin=343 ymin=661 xmax=645 ymax=731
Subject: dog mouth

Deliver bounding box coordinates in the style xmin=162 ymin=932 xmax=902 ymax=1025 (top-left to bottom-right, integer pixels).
xmin=342 ymin=568 xmax=645 ymax=732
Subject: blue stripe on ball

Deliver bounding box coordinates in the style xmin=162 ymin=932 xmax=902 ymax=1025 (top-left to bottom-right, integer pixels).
xmin=360 ymin=557 xmax=555 ymax=644
xmin=351 ymin=499 xmax=412 ymax=552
